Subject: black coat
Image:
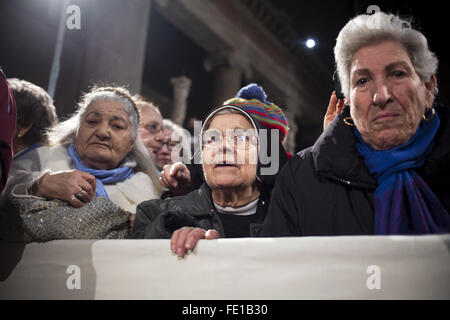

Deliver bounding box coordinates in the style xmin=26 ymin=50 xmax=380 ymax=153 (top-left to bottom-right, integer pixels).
xmin=132 ymin=104 xmax=289 ymax=239
xmin=131 ymin=183 xmax=270 ymax=239
xmin=262 ymin=105 xmax=450 ymax=236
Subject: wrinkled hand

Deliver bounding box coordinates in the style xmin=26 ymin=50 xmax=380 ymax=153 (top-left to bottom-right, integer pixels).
xmin=159 ymin=162 xmax=191 ymax=196
xmin=37 ymin=170 xmax=96 ymax=207
xmin=323 ymin=91 xmax=345 ymax=131
xmin=171 ymin=227 xmax=219 ymax=258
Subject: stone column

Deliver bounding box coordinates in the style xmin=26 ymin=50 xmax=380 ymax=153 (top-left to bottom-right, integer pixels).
xmin=170 ymin=75 xmax=192 ymax=126
xmin=80 ymin=0 xmax=152 ymax=93
xmin=204 ymin=51 xmax=252 ymax=106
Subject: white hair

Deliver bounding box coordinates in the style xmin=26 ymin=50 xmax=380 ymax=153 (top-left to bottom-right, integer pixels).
xmin=48 ymin=88 xmax=139 ymax=145
xmin=334 ymin=11 xmax=439 ymax=97
xmin=135 ymin=99 xmax=161 ymax=119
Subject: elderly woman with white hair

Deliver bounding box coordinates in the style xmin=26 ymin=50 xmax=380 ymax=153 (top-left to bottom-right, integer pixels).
xmin=262 ymin=12 xmax=450 ymax=236
xmin=1 ymin=86 xmax=163 ymax=241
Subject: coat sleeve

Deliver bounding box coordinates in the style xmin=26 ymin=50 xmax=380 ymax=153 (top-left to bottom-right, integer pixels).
xmin=131 ymin=199 xmax=203 ymax=239
xmin=261 ymin=158 xmax=303 ymax=237
xmin=0 ymin=70 xmax=16 ymax=193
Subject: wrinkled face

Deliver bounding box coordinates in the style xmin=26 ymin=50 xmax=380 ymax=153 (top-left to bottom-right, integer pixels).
xmin=155 ymin=127 xmax=175 ymax=169
xmin=138 ymin=107 xmax=164 ymax=158
xmin=202 ymin=113 xmax=258 ymax=191
xmin=348 ymin=40 xmax=435 ymax=150
xmin=75 ymin=99 xmax=135 ymax=170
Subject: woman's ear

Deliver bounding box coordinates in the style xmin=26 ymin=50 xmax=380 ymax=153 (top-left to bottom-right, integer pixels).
xmin=424 ymin=74 xmax=437 ymax=109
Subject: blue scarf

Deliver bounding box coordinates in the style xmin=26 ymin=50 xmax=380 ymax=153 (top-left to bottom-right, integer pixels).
xmin=354 ymin=111 xmax=450 ymax=235
xmin=68 ymin=144 xmax=135 ymax=199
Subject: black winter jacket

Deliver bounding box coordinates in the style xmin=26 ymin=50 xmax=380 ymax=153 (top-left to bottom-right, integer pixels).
xmin=131 ymin=183 xmax=270 ymax=239
xmin=262 ymin=105 xmax=450 ymax=236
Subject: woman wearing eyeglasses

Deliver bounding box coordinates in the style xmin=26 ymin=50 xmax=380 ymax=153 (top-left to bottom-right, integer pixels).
xmin=131 ymin=86 xmax=289 ymax=257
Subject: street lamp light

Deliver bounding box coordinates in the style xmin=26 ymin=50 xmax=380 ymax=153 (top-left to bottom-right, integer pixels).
xmin=306 ymin=39 xmax=316 ymax=49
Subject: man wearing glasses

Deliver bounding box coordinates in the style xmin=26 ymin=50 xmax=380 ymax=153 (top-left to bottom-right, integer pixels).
xmin=136 ymin=98 xmax=164 ymax=161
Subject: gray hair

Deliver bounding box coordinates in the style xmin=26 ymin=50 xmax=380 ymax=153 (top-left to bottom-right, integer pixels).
xmin=48 ymin=86 xmax=139 ymax=145
xmin=334 ymin=12 xmax=439 ymax=97
xmin=133 ymin=96 xmax=161 ymax=120
xmin=47 ymin=87 xmax=163 ymax=196
xmin=162 ymin=118 xmax=191 ymax=156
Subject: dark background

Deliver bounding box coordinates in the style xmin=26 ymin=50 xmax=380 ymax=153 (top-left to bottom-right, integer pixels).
xmin=144 ymin=0 xmax=450 ymax=120
xmin=1 ymin=1 xmax=448 ymax=149
xmin=271 ymin=0 xmax=450 ymax=105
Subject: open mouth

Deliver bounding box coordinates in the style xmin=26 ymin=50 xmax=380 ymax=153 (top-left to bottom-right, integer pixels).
xmin=214 ymin=163 xmax=238 ymax=168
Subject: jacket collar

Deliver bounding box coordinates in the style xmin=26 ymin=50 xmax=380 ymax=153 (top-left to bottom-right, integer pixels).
xmin=418 ymin=104 xmax=450 ymax=183
xmin=310 ymin=106 xmax=377 ymax=189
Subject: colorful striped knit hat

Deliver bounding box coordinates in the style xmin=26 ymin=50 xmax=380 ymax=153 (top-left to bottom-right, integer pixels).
xmin=223 ymin=83 xmax=289 ymax=143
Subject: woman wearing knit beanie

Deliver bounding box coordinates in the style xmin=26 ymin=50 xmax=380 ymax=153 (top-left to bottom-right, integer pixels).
xmin=159 ymin=83 xmax=293 ymax=197
xmin=132 ymin=99 xmax=289 ymax=256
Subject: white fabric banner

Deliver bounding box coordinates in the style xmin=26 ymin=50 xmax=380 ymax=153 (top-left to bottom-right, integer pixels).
xmin=0 ymin=235 xmax=449 ymax=299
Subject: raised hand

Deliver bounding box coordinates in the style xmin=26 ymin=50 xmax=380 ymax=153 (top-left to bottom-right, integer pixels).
xmin=324 ymin=91 xmax=345 ymax=131
xmin=159 ymin=162 xmax=192 ymax=196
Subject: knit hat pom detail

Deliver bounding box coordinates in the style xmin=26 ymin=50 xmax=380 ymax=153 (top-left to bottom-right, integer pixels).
xmin=236 ymin=83 xmax=268 ymax=104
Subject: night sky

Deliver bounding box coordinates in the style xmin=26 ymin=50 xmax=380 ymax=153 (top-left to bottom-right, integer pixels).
xmin=272 ymin=0 xmax=450 ymax=105
xmin=143 ymin=0 xmax=450 ymax=127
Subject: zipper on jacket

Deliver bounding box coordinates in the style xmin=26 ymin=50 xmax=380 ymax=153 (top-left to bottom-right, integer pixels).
xmin=322 ymin=173 xmax=376 ymax=190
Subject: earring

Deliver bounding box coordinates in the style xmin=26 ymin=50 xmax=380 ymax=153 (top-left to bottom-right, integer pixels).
xmin=422 ymin=108 xmax=435 ymax=121
xmin=17 ymin=133 xmax=23 ymax=138
xmin=343 ymin=117 xmax=355 ymax=127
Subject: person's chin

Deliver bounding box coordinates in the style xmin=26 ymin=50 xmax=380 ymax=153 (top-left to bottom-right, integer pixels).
xmin=209 ymin=177 xmax=241 ymax=189
xmin=82 ymin=148 xmax=111 ymax=161
xmin=89 ymin=149 xmax=111 ymax=159
xmin=371 ymin=129 xmax=410 ymax=150
xmin=156 ymin=160 xmax=171 ymax=169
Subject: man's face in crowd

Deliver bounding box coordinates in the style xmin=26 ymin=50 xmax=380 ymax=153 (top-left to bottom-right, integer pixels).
xmin=155 ymin=127 xmax=177 ymax=170
xmin=138 ymin=106 xmax=164 ymax=158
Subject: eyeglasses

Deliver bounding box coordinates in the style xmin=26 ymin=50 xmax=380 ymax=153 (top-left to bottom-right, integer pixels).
xmin=140 ymin=122 xmax=162 ymax=134
xmin=161 ymin=139 xmax=179 ymax=149
xmin=201 ymin=129 xmax=258 ymax=149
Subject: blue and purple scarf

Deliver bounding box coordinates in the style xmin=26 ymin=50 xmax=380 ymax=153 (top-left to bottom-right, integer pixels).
xmin=354 ymin=111 xmax=450 ymax=235
xmin=68 ymin=144 xmax=134 ymax=199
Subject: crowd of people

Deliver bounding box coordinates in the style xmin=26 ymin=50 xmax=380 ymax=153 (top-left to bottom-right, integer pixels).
xmin=0 ymin=12 xmax=449 ymax=252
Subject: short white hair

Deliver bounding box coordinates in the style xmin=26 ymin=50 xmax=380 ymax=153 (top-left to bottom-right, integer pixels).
xmin=334 ymin=11 xmax=439 ymax=97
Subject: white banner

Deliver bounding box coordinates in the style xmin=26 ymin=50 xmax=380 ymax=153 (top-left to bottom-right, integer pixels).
xmin=1 ymin=235 xmax=449 ymax=299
